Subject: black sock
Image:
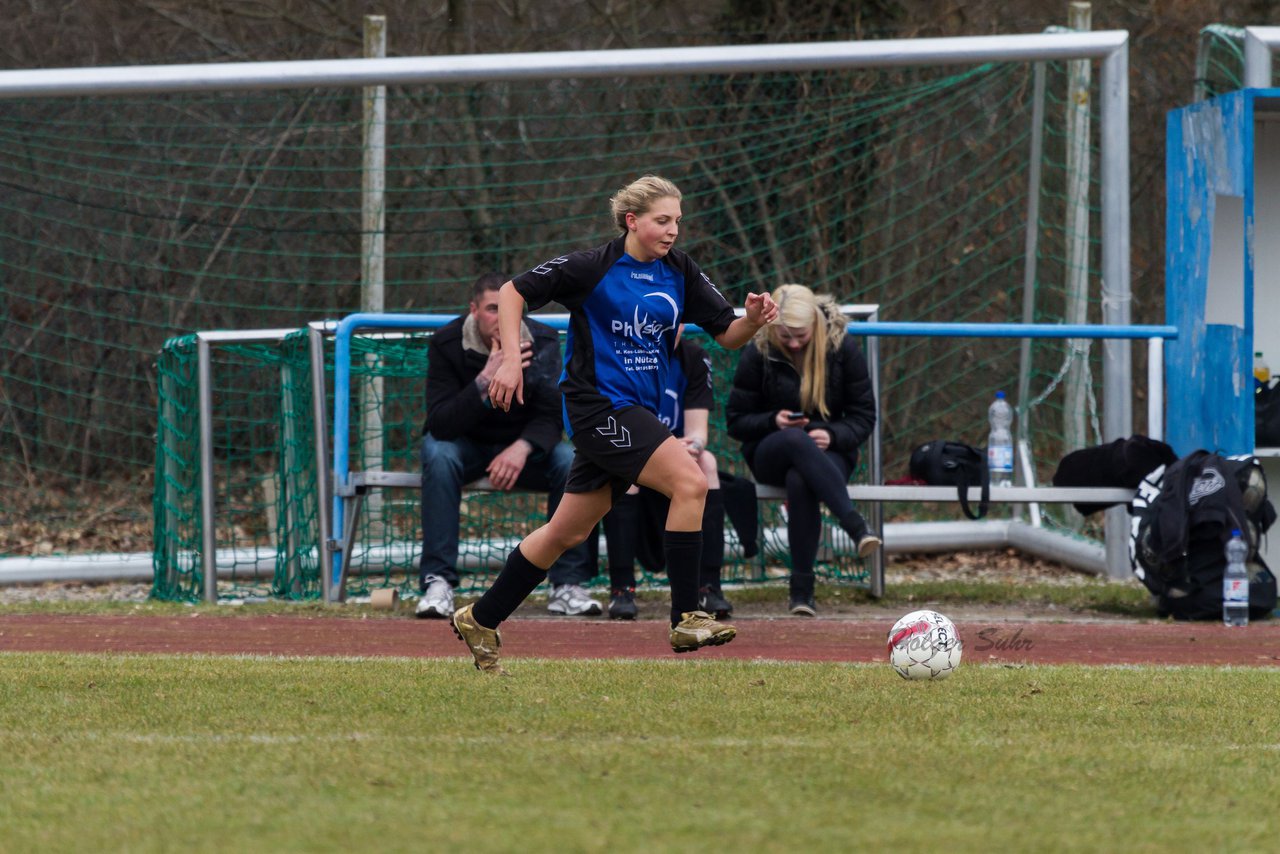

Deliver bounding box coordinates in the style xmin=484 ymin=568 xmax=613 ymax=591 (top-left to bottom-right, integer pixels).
xmin=699 ymin=565 xmax=722 ymax=591
xmin=472 ymin=546 xmax=546 ymax=629
xmin=700 ymin=488 xmax=724 ymax=579
xmin=665 ymin=529 xmax=702 ymax=626
xmin=604 ymin=491 xmax=640 ymax=591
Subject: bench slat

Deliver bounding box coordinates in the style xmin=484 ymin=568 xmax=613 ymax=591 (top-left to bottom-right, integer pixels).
xmin=762 ymin=484 xmax=1133 ymax=503
xmin=340 ymin=470 xmax=1131 ymax=504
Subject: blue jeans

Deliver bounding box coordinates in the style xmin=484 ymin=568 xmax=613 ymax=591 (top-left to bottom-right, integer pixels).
xmin=418 ymin=434 xmax=592 ymax=589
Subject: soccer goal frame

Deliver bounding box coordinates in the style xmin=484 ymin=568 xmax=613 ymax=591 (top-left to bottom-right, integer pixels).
xmin=2 ymin=31 xmax=1139 ymax=595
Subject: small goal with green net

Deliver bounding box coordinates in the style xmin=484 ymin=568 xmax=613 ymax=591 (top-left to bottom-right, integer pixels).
xmin=153 ymin=314 xmax=887 ymax=602
xmin=40 ymin=31 xmax=1138 ymax=601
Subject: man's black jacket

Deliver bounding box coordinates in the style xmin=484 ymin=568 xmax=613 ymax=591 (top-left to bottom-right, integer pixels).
xmin=422 ymin=315 xmax=563 ymax=455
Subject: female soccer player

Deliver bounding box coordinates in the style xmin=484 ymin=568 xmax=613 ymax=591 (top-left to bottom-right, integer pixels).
xmin=451 ymin=175 xmax=778 ymax=674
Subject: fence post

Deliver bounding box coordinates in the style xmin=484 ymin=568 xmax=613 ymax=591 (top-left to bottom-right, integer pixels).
xmin=359 ymin=15 xmax=389 ymax=547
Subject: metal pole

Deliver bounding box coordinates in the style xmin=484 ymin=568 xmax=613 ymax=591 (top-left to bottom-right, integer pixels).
xmin=1147 ymin=337 xmax=1164 ymax=442
xmin=1100 ymin=33 xmax=1131 ymax=581
xmin=159 ymin=358 xmax=180 ymax=595
xmin=1016 ymin=60 xmax=1046 ymax=509
xmin=360 ymin=17 xmax=387 ymax=313
xmin=1194 ymin=29 xmax=1211 ymax=102
xmin=0 ymin=32 xmax=1133 ymax=99
xmin=309 ymin=326 xmax=334 ymax=603
xmin=1100 ymin=38 xmax=1132 ymax=441
xmin=360 ymin=15 xmax=388 ymax=543
xmin=1244 ymin=27 xmax=1276 ymax=89
xmin=197 ymin=337 xmax=218 ymax=603
xmin=1064 ymin=2 xmax=1092 ymax=470
xmin=280 ymin=361 xmax=301 ymax=596
xmin=866 ymin=310 xmax=884 ymax=599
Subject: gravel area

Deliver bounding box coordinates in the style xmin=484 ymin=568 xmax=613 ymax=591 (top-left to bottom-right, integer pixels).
xmin=0 ymin=582 xmax=154 ymax=605
xmin=885 ymin=551 xmax=1106 ymax=587
xmin=0 ymin=551 xmax=1110 ymax=606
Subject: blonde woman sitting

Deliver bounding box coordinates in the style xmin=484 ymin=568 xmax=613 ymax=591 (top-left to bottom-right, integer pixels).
xmin=726 ymin=283 xmax=880 ymax=616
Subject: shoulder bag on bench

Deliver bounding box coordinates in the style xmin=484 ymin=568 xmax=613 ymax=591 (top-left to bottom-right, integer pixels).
xmin=909 ymin=440 xmax=990 ymax=520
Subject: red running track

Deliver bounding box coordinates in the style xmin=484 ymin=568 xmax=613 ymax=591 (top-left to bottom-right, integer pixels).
xmin=3 ymin=614 xmax=1280 ymax=667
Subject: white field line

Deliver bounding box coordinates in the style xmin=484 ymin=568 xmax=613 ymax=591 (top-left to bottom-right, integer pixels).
xmin=0 ymin=730 xmax=822 ymax=749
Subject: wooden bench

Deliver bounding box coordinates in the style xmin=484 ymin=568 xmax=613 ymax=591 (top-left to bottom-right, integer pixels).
xmin=334 ymin=470 xmax=1134 ymax=598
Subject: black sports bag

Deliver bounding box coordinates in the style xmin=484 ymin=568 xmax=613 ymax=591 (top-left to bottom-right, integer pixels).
xmin=909 ymin=440 xmax=990 ymax=520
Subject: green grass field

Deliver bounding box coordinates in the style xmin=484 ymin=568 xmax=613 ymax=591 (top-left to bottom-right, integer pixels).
xmin=2 ymin=651 xmax=1277 ymax=853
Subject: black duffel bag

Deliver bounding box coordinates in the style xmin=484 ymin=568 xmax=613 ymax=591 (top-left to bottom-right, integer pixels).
xmin=909 ymin=440 xmax=990 ymax=520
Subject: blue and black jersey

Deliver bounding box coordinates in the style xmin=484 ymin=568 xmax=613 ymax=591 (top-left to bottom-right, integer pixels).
xmin=512 ymin=234 xmax=735 ymax=437
xmin=658 ymin=340 xmax=715 ymax=438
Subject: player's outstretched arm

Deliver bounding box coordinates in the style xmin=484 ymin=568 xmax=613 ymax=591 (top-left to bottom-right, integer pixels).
xmin=714 ymin=292 xmax=778 ymax=350
xmin=489 ymin=281 xmax=527 ymax=411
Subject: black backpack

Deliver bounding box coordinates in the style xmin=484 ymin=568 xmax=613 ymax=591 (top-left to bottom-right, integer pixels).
xmin=1129 ymin=451 xmax=1277 ymax=620
xmin=909 ymin=440 xmax=990 ymax=520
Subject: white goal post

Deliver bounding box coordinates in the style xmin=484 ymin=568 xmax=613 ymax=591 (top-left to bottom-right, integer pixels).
xmin=2 ymin=31 xmax=1139 ymax=589
xmin=1244 ymin=26 xmax=1280 ymax=87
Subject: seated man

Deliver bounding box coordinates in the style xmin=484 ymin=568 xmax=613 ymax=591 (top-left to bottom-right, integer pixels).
xmin=416 ymin=272 xmax=601 ymax=619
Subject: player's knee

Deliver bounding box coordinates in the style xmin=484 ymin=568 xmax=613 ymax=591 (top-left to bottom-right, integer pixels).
xmin=669 ymin=467 xmax=709 ymax=504
xmin=547 ymin=524 xmax=593 ymax=553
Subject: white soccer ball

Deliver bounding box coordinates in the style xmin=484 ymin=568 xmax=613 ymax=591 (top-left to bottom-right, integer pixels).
xmin=886 ymin=609 xmax=963 ymax=680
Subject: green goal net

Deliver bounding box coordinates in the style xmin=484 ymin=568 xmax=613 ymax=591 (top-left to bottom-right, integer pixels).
xmin=1 ymin=50 xmax=1117 ymax=594
xmin=152 ymin=326 xmax=876 ymax=601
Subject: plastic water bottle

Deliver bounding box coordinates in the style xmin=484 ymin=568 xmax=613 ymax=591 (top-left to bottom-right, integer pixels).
xmin=987 ymin=391 xmax=1014 ymax=488
xmin=1223 ymin=529 xmax=1249 ymax=627
xmin=1254 ymin=352 xmax=1271 ymax=390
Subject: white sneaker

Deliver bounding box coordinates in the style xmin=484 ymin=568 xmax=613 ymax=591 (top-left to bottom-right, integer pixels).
xmin=547 ymin=584 xmax=603 ymax=616
xmin=415 ymin=575 xmax=455 ymax=619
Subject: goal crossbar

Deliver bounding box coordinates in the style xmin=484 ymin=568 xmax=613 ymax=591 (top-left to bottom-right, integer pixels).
xmin=0 ymin=32 xmax=1128 ymax=97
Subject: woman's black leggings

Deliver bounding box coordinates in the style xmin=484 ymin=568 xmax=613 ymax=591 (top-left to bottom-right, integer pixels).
xmin=749 ymin=428 xmax=858 ymax=579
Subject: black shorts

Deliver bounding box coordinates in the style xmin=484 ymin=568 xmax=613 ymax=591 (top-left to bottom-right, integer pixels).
xmin=565 ymin=405 xmax=673 ymax=501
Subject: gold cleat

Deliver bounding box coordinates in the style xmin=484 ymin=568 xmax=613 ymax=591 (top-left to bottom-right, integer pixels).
xmin=451 ymin=603 xmax=510 ymax=676
xmin=669 ymin=610 xmax=737 ymax=653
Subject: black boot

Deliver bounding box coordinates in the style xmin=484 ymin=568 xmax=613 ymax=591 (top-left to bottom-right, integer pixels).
xmin=698 ymin=569 xmax=733 ymax=619
xmin=788 ymin=573 xmax=816 ymax=617
xmin=608 ymin=587 xmax=638 ymax=620
xmin=840 ymin=508 xmax=882 ymax=559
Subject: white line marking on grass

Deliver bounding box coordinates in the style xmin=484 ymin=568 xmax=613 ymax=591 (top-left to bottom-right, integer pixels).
xmin=0 ymin=730 xmax=826 ymax=749
xmin=1228 ymin=744 xmax=1280 ymax=751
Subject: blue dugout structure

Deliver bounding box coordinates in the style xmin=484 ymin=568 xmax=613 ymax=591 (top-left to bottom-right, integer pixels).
xmin=1167 ymin=88 xmax=1280 ymax=456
